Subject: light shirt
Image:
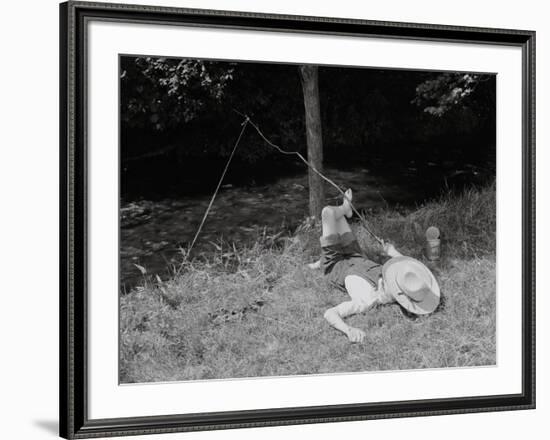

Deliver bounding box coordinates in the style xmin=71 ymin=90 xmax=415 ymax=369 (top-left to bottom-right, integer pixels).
xmin=344 ymin=275 xmax=395 ymax=313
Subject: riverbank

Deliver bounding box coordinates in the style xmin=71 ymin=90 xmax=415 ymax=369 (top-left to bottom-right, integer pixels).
xmin=120 ymin=183 xmax=496 ymax=383
xmin=120 ymin=167 xmax=422 ymax=290
xmin=120 ymin=162 xmax=494 ymax=290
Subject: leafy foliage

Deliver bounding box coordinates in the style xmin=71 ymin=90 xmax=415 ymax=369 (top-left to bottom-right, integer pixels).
xmin=120 ymin=56 xmax=496 ymax=192
xmin=121 ymin=57 xmax=234 ymax=132
xmin=412 ymin=73 xmax=492 ymax=116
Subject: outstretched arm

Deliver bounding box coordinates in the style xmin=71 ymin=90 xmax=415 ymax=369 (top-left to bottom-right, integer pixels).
xmin=324 ymin=301 xmax=368 ymax=343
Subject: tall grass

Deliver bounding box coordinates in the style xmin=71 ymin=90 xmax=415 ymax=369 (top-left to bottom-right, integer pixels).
xmin=354 ymin=181 xmax=496 ymax=260
xmin=120 ymin=183 xmax=496 ymax=383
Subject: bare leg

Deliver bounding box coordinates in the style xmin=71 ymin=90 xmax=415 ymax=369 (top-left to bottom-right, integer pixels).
xmin=321 ymin=189 xmax=353 ymax=237
xmin=309 ymin=189 xmax=354 ymax=270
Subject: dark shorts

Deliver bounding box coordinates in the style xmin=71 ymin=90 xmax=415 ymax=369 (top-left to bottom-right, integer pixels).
xmin=320 ymin=232 xmax=382 ymax=291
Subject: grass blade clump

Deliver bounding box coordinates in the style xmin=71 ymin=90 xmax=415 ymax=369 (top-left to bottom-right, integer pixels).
xmin=120 ymin=183 xmax=496 ymax=383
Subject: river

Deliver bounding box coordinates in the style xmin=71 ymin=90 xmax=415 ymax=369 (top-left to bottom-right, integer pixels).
xmin=120 ymin=161 xmax=491 ymax=292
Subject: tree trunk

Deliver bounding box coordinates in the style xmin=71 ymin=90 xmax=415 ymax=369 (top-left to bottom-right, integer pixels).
xmin=299 ymin=65 xmax=325 ymax=220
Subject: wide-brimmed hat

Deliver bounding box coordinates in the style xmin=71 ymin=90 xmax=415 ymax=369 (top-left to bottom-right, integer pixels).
xmin=382 ymin=256 xmax=440 ymax=315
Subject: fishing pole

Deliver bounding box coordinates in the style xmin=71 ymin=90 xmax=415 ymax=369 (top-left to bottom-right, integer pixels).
xmin=185 ymin=113 xmax=384 ymax=261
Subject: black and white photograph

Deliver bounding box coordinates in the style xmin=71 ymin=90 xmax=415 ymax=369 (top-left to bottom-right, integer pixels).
xmin=119 ymin=56 xmax=497 ymax=384
xmin=1 ymin=0 xmax=543 ymax=438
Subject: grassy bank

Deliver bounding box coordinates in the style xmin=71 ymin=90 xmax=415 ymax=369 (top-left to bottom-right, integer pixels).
xmin=120 ymin=183 xmax=496 ymax=383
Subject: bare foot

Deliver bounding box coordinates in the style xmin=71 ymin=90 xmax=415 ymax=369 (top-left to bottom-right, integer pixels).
xmin=342 ymin=188 xmax=353 ymax=218
xmin=307 ymin=259 xmax=321 ymax=270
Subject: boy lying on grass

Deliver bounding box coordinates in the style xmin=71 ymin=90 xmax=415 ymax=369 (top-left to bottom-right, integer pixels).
xmin=309 ymin=189 xmax=440 ymax=343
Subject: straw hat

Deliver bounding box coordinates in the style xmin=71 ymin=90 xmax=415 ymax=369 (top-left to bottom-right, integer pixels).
xmin=382 ymin=256 xmax=440 ymax=315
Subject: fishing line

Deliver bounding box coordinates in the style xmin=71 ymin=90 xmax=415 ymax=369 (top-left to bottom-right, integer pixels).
xmin=185 ymin=113 xmax=383 ymax=260
xmin=186 ymin=118 xmax=250 ymax=258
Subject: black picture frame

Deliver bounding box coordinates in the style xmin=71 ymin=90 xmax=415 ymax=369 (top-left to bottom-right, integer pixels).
xmin=59 ymin=1 xmax=536 ymax=438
